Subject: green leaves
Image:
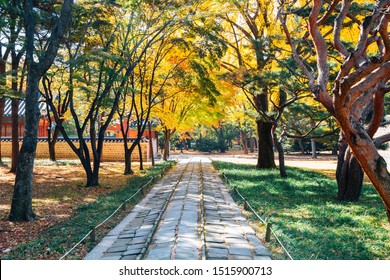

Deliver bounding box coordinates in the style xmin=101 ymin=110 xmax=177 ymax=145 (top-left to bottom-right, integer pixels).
xmin=189 ymin=59 xmax=220 ymax=105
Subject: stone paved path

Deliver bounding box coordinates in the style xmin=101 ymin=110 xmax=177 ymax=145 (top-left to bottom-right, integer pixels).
xmin=84 ymin=156 xmax=271 ymax=260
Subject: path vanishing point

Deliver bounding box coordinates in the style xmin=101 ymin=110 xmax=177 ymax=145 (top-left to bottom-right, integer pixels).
xmin=84 ymin=156 xmax=271 ymax=260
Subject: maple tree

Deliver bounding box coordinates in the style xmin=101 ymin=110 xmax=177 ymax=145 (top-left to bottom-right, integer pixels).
xmin=154 ymin=56 xmax=227 ymax=160
xmin=143 ymin=1 xmax=227 ymax=161
xmin=155 ymin=80 xmax=224 ymax=160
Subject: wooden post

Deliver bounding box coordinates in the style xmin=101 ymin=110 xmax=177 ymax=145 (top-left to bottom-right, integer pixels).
xmin=265 ymin=223 xmax=272 ymax=242
xmin=148 ymin=121 xmax=155 ymax=166
xmin=244 ymin=198 xmax=248 ymax=210
xmin=90 ymin=226 xmax=96 ymax=243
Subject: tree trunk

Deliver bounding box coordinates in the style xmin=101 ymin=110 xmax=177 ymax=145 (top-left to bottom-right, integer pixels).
xmin=0 ymin=57 xmax=6 ymax=163
xmin=276 ymin=140 xmax=287 ymax=178
xmin=9 ymin=0 xmax=73 ymax=221
xmin=0 ymin=98 xmax=5 ymax=163
xmin=311 ymin=138 xmax=317 ymax=159
xmin=256 ymin=120 xmax=276 ymax=169
xmin=124 ymin=148 xmax=133 ymax=175
xmin=337 ymin=152 xmax=364 ymax=201
xmin=86 ymin=172 xmax=99 ymax=187
xmin=249 ymin=134 xmax=255 ymax=153
xmin=138 ymin=142 xmax=143 ymax=171
xmin=9 ymin=75 xmax=39 ymax=221
xmin=180 ymin=140 xmax=185 ymax=153
xmin=298 ymin=139 xmax=305 ymax=155
xmin=10 ymin=99 xmax=19 ymax=172
xmin=163 ymin=129 xmax=172 ymax=161
xmin=88 ymin=156 xmax=100 ymax=187
xmin=123 ymin=137 xmax=135 ymax=175
xmin=48 ymin=121 xmax=62 ymax=161
xmin=48 ymin=141 xmax=56 ymax=161
xmin=240 ymin=127 xmax=249 ymax=154
xmin=148 ymin=121 xmax=154 ymax=166
xmin=336 ymin=134 xmax=364 ymax=201
xmin=335 ymin=110 xmax=390 ymax=222
xmin=79 ymin=155 xmax=96 ymax=187
xmin=273 ymin=131 xmax=287 ymax=178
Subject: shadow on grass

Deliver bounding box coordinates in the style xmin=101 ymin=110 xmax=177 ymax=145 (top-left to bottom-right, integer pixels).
xmin=213 ymin=161 xmax=390 ymax=260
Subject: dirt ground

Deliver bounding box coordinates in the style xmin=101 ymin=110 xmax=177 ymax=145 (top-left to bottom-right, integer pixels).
xmin=169 ymin=149 xmax=339 ymax=170
xmin=0 ymin=159 xmax=149 ymax=255
xmin=210 ymin=153 xmax=338 ymax=170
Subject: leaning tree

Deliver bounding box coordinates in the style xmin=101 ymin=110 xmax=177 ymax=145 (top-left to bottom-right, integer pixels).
xmin=279 ymin=0 xmax=390 ymax=221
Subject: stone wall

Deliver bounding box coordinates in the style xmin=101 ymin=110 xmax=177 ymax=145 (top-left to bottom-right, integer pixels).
xmin=1 ymin=140 xmax=150 ymax=162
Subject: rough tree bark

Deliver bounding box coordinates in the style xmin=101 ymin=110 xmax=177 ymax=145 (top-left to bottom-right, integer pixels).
xmin=138 ymin=142 xmax=144 ymax=171
xmin=256 ymin=120 xmax=276 ymax=168
xmin=279 ymin=0 xmax=390 ymax=221
xmin=48 ymin=121 xmax=62 ymax=161
xmin=9 ymin=0 xmax=73 ymax=221
xmin=163 ymin=127 xmax=175 ymax=161
xmin=9 ymin=74 xmax=40 ymax=221
xmin=272 ymin=124 xmax=287 ymax=178
xmin=336 ymin=134 xmax=364 ymax=201
xmin=10 ymin=99 xmax=19 ymax=172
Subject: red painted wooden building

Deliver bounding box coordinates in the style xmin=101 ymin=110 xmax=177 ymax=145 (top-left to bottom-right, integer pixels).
xmin=1 ymin=99 xmax=49 ymax=138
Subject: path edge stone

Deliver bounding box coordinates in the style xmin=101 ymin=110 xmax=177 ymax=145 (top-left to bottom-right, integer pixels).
xmin=83 ymin=180 xmax=162 ymax=260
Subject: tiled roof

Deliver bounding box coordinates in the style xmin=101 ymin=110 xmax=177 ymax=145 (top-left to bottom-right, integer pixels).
xmin=3 ymin=98 xmax=47 ymax=117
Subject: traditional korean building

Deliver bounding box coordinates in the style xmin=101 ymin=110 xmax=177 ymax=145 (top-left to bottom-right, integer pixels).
xmin=1 ymin=99 xmax=49 ymax=138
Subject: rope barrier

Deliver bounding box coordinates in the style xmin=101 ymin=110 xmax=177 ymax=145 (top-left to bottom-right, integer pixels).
xmin=59 ymin=230 xmax=93 ymax=260
xmin=234 ymin=187 xmax=267 ymax=224
xmin=59 ymin=176 xmax=155 ymax=260
xmin=269 ymin=226 xmax=294 ymax=260
xmin=220 ymin=172 xmax=294 ymax=260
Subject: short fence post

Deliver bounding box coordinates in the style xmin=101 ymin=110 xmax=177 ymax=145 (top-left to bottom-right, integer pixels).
xmin=265 ymin=223 xmax=272 ymax=242
xmin=90 ymin=226 xmax=96 ymax=243
xmin=244 ymin=198 xmax=248 ymax=210
xmin=122 ymin=203 xmax=127 ymax=211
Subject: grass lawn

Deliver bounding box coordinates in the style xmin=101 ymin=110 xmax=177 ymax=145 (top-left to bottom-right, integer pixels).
xmin=212 ymin=161 xmax=390 ymax=260
xmin=1 ymin=160 xmax=175 ymax=260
